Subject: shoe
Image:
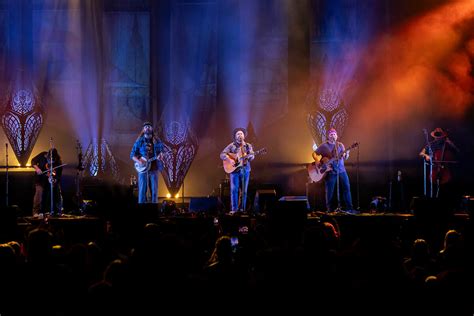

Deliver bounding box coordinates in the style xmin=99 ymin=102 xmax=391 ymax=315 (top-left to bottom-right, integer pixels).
xmin=345 ymin=209 xmax=360 ymax=215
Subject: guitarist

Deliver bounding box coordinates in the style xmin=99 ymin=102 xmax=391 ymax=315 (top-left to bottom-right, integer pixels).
xmin=220 ymin=127 xmax=255 ymax=215
xmin=314 ymin=128 xmax=354 ymax=214
xmin=130 ymin=121 xmax=164 ymax=204
xmin=31 ymin=148 xmax=64 ymax=217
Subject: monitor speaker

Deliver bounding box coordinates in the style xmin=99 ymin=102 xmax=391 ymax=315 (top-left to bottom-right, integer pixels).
xmin=270 ymin=196 xmax=309 ymax=222
xmin=253 ymin=189 xmax=277 ymax=214
xmin=189 ymin=196 xmax=221 ymax=214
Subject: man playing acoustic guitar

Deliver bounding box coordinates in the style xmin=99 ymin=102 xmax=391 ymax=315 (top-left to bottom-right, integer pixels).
xmin=220 ymin=127 xmax=255 ymax=215
xmin=130 ymin=121 xmax=164 ymax=204
xmin=314 ymin=128 xmax=355 ymax=214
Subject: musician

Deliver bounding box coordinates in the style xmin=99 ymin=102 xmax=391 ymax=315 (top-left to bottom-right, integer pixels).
xmin=314 ymin=128 xmax=354 ymax=213
xmin=419 ymin=127 xmax=459 ymax=199
xmin=130 ymin=122 xmax=164 ymax=204
xmin=220 ymin=128 xmax=255 ymax=214
xmin=31 ymin=148 xmax=64 ymax=217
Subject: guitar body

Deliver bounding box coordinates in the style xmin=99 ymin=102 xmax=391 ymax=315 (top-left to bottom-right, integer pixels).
xmin=222 ymin=148 xmax=267 ymax=174
xmin=307 ymin=158 xmax=332 ymax=183
xmin=134 ymin=161 xmax=150 ymax=173
xmin=223 ymin=153 xmax=240 ymax=174
xmin=307 ymin=163 xmax=326 ymax=183
xmin=134 ymin=157 xmax=158 ymax=173
xmin=307 ymin=142 xmax=359 ymax=183
xmin=432 ymin=144 xmax=455 ymax=184
xmin=42 ymin=163 xmax=67 ymax=184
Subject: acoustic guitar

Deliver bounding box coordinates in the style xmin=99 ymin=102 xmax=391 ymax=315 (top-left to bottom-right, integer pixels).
xmin=307 ymin=142 xmax=359 ymax=183
xmin=223 ymin=148 xmax=267 ymax=174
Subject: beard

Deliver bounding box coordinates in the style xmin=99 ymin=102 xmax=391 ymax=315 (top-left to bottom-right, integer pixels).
xmin=144 ymin=131 xmax=153 ymax=139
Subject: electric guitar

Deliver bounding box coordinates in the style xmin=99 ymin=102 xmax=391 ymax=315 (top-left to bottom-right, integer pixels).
xmin=41 ymin=163 xmax=67 ymax=184
xmin=134 ymin=155 xmax=161 ymax=173
xmin=307 ymin=142 xmax=359 ymax=183
xmin=223 ymin=148 xmax=267 ymax=174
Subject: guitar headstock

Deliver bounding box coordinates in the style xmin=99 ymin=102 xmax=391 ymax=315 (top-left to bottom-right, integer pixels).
xmin=257 ymin=148 xmax=267 ymax=155
xmin=349 ymin=142 xmax=359 ymax=150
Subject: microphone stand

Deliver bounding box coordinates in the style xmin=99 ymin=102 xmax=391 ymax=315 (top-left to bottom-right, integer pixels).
xmin=75 ymin=140 xmax=84 ymax=214
xmin=49 ymin=138 xmax=54 ymax=215
xmin=422 ymin=129 xmax=433 ymax=198
xmin=239 ymin=144 xmax=245 ymax=213
xmin=5 ymin=143 xmax=8 ymax=207
xmin=356 ymin=144 xmax=360 ymax=211
xmin=334 ymin=143 xmax=342 ymax=213
xmin=181 ymin=179 xmax=185 ymax=213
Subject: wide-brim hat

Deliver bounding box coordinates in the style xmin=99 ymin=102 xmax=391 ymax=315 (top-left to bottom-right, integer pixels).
xmin=232 ymin=127 xmax=247 ymax=139
xmin=430 ymin=127 xmax=447 ymax=138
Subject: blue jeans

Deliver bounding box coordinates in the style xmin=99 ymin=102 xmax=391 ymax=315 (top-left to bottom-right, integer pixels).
xmin=138 ymin=170 xmax=159 ymax=203
xmin=230 ymin=168 xmax=250 ymax=212
xmin=325 ymin=171 xmax=353 ymax=211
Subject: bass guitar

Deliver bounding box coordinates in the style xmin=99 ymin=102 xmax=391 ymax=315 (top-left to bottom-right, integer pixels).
xmin=223 ymin=148 xmax=267 ymax=174
xmin=307 ymin=142 xmax=359 ymax=183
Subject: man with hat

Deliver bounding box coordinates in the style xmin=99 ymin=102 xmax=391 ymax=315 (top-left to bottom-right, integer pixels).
xmin=419 ymin=127 xmax=458 ymax=161
xmin=420 ymin=127 xmax=459 ymax=198
xmin=314 ymin=127 xmax=355 ymax=214
xmin=220 ymin=127 xmax=255 ymax=214
xmin=130 ymin=121 xmax=164 ymax=204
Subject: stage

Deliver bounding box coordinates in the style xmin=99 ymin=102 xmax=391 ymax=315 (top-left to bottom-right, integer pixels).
xmin=5 ymin=205 xmax=468 ymax=256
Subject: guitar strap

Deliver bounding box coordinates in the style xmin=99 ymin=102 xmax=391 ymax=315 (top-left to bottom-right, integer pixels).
xmin=332 ymin=142 xmax=339 ymax=167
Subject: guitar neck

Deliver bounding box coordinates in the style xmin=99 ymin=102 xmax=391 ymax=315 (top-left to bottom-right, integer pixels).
xmin=325 ymin=145 xmax=354 ymax=166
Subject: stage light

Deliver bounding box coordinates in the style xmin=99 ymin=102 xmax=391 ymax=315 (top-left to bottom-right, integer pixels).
xmin=175 ymin=193 xmax=179 ymax=199
xmin=166 ymin=193 xmax=171 ymax=198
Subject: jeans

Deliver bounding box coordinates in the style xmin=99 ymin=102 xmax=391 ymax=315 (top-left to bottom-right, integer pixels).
xmin=138 ymin=170 xmax=159 ymax=203
xmin=33 ymin=184 xmax=43 ymax=215
xmin=230 ymin=168 xmax=250 ymax=212
xmin=325 ymin=171 xmax=353 ymax=211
